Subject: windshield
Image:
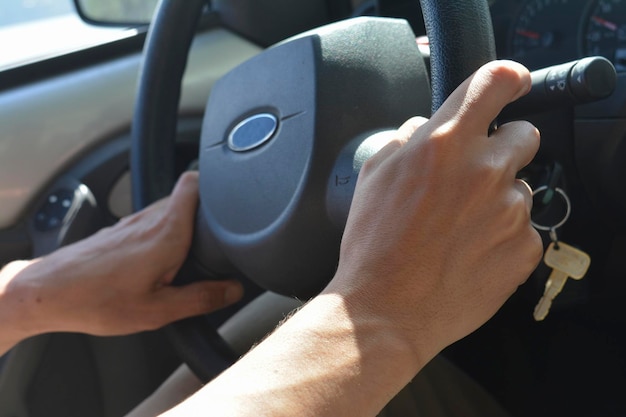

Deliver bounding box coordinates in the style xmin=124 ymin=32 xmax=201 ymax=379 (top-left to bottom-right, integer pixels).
xmin=0 ymin=0 xmax=136 ymax=70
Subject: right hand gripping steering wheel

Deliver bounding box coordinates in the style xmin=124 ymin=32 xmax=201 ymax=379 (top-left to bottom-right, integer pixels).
xmin=131 ymin=0 xmax=496 ymax=382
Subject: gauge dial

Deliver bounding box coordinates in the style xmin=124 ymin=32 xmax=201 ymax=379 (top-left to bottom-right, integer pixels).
xmin=511 ymin=0 xmax=587 ymax=69
xmin=586 ymin=0 xmax=626 ymax=71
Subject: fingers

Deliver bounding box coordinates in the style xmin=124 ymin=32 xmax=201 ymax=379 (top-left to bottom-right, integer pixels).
xmin=431 ymin=60 xmax=531 ymax=135
xmin=363 ymin=61 xmax=533 ymax=175
xmin=167 ymin=171 xmax=200 ymax=228
xmin=513 ymin=178 xmax=534 ymax=219
xmin=362 ymin=117 xmax=429 ymax=172
xmin=153 ymin=280 xmax=244 ymax=325
xmin=491 ymin=120 xmax=541 ymax=173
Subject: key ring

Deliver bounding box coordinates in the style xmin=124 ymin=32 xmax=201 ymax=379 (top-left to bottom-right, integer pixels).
xmin=530 ymin=186 xmax=571 ymax=243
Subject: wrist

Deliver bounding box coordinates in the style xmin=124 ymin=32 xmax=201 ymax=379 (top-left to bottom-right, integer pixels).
xmin=173 ymin=292 xmax=427 ymax=417
xmin=0 ymin=259 xmax=53 ymax=352
xmin=256 ymin=293 xmax=426 ymax=415
xmin=293 ymin=293 xmax=427 ymax=378
xmin=322 ymin=266 xmax=441 ymax=369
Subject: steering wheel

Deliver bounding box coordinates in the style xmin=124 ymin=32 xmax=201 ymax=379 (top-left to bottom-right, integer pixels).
xmin=131 ymin=0 xmax=496 ymax=382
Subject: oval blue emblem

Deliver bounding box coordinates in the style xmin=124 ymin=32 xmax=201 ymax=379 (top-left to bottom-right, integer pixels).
xmin=228 ymin=113 xmax=278 ymax=152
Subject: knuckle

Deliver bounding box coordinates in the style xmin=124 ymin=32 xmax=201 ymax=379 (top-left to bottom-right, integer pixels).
xmin=480 ymin=60 xmax=528 ymax=90
xmin=384 ymin=137 xmax=406 ymax=150
xmin=512 ymin=188 xmax=533 ymax=221
xmin=515 ymin=120 xmax=541 ymax=144
xmin=360 ymin=156 xmax=379 ymax=176
xmin=530 ymin=231 xmax=544 ymax=263
xmin=472 ymin=157 xmax=506 ymax=190
xmin=421 ymin=122 xmax=461 ymax=161
xmin=399 ymin=116 xmax=429 ymax=136
xmin=361 ymin=138 xmax=404 ymax=175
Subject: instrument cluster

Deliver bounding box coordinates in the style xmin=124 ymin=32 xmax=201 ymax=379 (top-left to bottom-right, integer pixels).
xmin=490 ymin=0 xmax=626 ymax=71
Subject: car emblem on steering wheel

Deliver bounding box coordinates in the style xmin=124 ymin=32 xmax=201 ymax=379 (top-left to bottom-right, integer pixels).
xmin=228 ymin=113 xmax=278 ymax=152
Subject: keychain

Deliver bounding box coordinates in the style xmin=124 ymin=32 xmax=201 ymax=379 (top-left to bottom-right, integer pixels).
xmin=530 ymin=186 xmax=590 ymax=321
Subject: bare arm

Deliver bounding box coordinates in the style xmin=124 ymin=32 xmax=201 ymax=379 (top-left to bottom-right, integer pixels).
xmin=161 ymin=60 xmax=543 ymax=417
xmin=0 ymin=172 xmax=243 ymax=356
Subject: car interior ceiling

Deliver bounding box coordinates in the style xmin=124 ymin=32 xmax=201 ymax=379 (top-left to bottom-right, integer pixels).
xmin=0 ymin=0 xmax=625 ymax=416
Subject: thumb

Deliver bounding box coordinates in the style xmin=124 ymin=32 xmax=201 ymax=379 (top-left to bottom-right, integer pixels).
xmin=154 ymin=280 xmax=244 ymax=323
xmin=166 ymin=171 xmax=200 ymax=234
xmin=431 ymin=60 xmax=531 ymax=135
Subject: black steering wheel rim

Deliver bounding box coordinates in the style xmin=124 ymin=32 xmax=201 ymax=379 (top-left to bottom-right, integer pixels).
xmin=131 ymin=0 xmax=496 ymax=382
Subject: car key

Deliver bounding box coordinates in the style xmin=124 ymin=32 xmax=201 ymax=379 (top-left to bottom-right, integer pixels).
xmin=533 ymin=241 xmax=591 ymax=321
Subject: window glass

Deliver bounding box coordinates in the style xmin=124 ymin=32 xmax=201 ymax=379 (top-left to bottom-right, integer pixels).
xmin=0 ymin=0 xmax=74 ymax=26
xmin=0 ymin=0 xmax=132 ymax=70
xmin=77 ymin=0 xmax=159 ymax=24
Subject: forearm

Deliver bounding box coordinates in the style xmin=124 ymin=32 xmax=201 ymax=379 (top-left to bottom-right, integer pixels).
xmin=0 ymin=259 xmax=44 ymax=356
xmin=0 ymin=254 xmax=89 ymax=357
xmin=162 ymin=292 xmax=427 ymax=417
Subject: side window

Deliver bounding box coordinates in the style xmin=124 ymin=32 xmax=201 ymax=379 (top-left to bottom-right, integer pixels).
xmin=75 ymin=0 xmax=160 ymax=23
xmin=0 ymin=0 xmax=126 ymax=70
xmin=0 ymin=0 xmax=74 ymax=26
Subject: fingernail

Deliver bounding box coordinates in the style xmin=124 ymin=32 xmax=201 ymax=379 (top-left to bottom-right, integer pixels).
xmin=224 ymin=285 xmax=243 ymax=305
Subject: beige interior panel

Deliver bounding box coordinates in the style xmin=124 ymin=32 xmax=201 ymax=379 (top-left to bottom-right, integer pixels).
xmin=0 ymin=28 xmax=261 ymax=229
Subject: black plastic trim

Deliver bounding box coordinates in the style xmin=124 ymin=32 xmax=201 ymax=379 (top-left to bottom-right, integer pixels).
xmin=0 ymin=32 xmax=146 ymax=93
xmin=212 ymin=0 xmax=334 ymax=47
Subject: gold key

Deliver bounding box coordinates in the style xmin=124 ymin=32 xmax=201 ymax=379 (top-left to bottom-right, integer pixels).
xmin=533 ymin=242 xmax=591 ymax=321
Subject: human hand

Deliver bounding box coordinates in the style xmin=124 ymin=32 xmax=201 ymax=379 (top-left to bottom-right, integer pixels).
xmin=1 ymin=172 xmax=243 ymax=344
xmin=326 ymin=60 xmax=543 ymax=362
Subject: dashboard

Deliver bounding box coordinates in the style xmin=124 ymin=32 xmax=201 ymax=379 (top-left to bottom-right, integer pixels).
xmin=489 ymin=0 xmax=626 ymax=71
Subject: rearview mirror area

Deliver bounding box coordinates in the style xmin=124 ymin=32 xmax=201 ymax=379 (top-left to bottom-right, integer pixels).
xmin=74 ymin=0 xmax=159 ymax=25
